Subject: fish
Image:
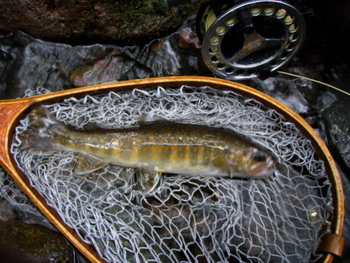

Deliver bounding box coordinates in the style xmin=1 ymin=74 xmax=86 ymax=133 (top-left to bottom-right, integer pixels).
xmin=18 ymin=106 xmax=275 ymax=194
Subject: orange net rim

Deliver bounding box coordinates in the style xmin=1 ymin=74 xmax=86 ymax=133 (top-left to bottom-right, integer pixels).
xmin=0 ymin=76 xmax=344 ymax=263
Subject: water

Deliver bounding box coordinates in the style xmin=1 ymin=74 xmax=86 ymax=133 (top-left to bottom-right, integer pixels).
xmin=0 ymin=18 xmax=210 ymax=99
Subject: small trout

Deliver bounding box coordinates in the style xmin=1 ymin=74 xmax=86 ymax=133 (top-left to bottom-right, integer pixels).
xmin=19 ymin=107 xmax=275 ymax=193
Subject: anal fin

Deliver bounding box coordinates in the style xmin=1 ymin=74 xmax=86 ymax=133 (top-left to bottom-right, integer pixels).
xmin=134 ymin=167 xmax=162 ymax=195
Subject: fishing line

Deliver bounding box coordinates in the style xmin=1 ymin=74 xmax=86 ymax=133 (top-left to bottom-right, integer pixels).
xmin=277 ymin=70 xmax=350 ymax=97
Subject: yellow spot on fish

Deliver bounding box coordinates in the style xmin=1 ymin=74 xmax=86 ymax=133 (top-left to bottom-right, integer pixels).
xmin=158 ymin=148 xmax=162 ymax=153
xmin=163 ymin=154 xmax=167 ymax=159
xmin=153 ymin=155 xmax=157 ymax=159
xmin=174 ymin=156 xmax=179 ymax=160
xmin=193 ymin=148 xmax=198 ymax=152
xmin=124 ymin=145 xmax=130 ymax=149
xmin=119 ymin=151 xmax=124 ymax=156
xmin=133 ymin=147 xmax=138 ymax=151
xmin=184 ymin=154 xmax=189 ymax=159
xmin=171 ymin=146 xmax=176 ymax=150
xmin=178 ymin=147 xmax=183 ymax=151
xmin=142 ymin=148 xmax=147 ymax=152
xmin=151 ymin=146 xmax=156 ymax=151
xmin=185 ymin=146 xmax=190 ymax=150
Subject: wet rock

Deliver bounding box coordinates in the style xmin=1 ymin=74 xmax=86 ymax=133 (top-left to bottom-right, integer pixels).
xmin=321 ymin=96 xmax=350 ymax=172
xmin=0 ymin=18 xmax=209 ymax=97
xmin=0 ymin=198 xmax=18 ymax=221
xmin=252 ymin=76 xmax=310 ymax=114
xmin=0 ymin=0 xmax=197 ymax=45
xmin=0 ymin=220 xmax=73 ymax=263
xmin=0 ymin=31 xmax=121 ymax=98
xmin=69 ymin=56 xmax=124 ymax=87
xmin=249 ymin=67 xmax=323 ymax=115
xmin=0 ymin=169 xmax=54 ymax=228
xmin=179 ymin=26 xmax=201 ymax=49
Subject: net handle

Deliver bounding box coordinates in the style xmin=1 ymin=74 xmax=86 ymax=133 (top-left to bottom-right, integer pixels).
xmin=1 ymin=76 xmax=345 ymax=263
xmin=318 ymin=233 xmax=346 ymax=257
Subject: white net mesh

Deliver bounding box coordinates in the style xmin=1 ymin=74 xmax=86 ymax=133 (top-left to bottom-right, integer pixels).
xmin=11 ymin=85 xmax=333 ymax=263
xmin=0 ymin=168 xmax=50 ymax=224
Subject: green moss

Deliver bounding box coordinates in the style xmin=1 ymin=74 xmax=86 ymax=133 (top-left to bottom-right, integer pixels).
xmin=112 ymin=0 xmax=197 ymax=44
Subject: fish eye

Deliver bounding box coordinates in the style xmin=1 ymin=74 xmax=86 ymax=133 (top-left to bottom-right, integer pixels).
xmin=253 ymin=150 xmax=267 ymax=162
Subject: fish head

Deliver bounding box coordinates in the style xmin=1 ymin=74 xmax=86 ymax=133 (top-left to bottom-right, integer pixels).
xmin=224 ymin=147 xmax=275 ymax=179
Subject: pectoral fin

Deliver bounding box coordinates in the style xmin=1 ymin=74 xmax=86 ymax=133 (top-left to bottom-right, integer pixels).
xmin=74 ymin=154 xmax=109 ymax=176
xmin=134 ymin=167 xmax=162 ymax=195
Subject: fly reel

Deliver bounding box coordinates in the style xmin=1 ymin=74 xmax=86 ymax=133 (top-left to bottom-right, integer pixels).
xmin=166 ymin=0 xmax=306 ymax=80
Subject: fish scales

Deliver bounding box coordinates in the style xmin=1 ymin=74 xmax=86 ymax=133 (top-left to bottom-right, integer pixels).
xmin=20 ymin=106 xmax=275 ymax=194
xmin=51 ymin=124 xmax=230 ymax=175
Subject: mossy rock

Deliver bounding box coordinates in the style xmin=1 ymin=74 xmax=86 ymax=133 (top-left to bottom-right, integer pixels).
xmin=0 ymin=0 xmax=198 ymax=45
xmin=0 ymin=220 xmax=73 ymax=263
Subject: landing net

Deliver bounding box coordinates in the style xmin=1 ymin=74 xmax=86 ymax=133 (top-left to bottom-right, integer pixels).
xmin=11 ymin=85 xmax=333 ymax=263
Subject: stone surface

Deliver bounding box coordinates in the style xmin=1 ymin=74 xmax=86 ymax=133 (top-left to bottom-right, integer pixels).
xmin=0 ymin=220 xmax=73 ymax=263
xmin=322 ymin=96 xmax=350 ymax=171
xmin=0 ymin=20 xmax=208 ymax=98
xmin=0 ymin=0 xmax=197 ymax=45
xmin=1 ymin=0 xmax=349 ymax=49
xmin=0 ymin=198 xmax=18 ymax=221
xmin=1 ymin=0 xmax=350 ymax=261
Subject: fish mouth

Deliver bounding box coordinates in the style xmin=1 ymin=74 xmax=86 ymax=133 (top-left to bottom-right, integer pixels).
xmin=246 ymin=159 xmax=276 ymax=178
xmin=229 ymin=162 xmax=275 ymax=179
xmin=251 ymin=165 xmax=275 ymax=178
xmin=245 ymin=157 xmax=276 ymax=178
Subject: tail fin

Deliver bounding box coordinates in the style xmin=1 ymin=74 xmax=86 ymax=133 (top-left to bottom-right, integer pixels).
xmin=18 ymin=106 xmax=61 ymax=151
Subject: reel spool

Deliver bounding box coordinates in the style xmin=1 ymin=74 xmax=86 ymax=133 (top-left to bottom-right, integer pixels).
xmin=198 ymin=0 xmax=306 ymax=79
xmin=167 ymin=0 xmax=306 ymax=80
